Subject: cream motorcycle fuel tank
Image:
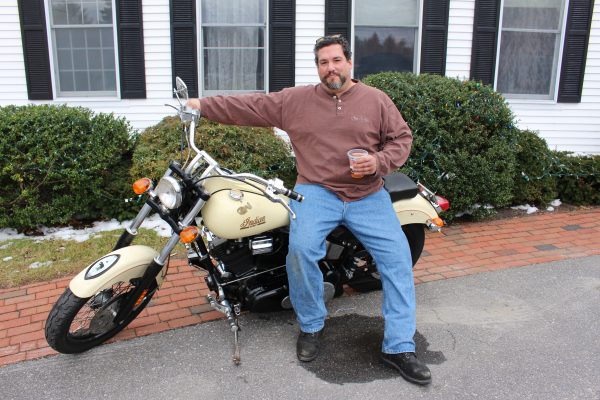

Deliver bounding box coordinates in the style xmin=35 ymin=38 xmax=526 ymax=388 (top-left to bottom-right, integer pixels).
xmin=201 ymin=177 xmax=290 ymax=239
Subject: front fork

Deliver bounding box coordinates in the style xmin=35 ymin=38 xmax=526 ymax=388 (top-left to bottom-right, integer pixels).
xmin=113 ymin=187 xmax=208 ymax=324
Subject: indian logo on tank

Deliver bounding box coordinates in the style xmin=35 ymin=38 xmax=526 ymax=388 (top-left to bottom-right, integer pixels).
xmin=240 ymin=216 xmax=266 ymax=230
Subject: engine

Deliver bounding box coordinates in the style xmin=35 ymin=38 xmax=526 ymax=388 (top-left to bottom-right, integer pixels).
xmin=208 ymin=232 xmax=291 ymax=313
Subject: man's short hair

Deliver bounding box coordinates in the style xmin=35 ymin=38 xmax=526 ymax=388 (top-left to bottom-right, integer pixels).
xmin=313 ymin=34 xmax=352 ymax=64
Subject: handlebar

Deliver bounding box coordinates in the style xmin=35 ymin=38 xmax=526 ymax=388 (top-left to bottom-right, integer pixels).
xmin=225 ymin=173 xmax=303 ymax=203
xmin=278 ymin=187 xmax=304 ymax=202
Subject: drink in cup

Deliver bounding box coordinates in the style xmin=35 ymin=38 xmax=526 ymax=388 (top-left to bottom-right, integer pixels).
xmin=347 ymin=148 xmax=368 ymax=179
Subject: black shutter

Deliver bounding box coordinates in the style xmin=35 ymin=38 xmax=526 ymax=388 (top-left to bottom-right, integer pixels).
xmin=170 ymin=0 xmax=198 ymax=98
xmin=470 ymin=0 xmax=500 ymax=85
xmin=117 ymin=0 xmax=146 ymax=99
xmin=557 ymin=0 xmax=594 ymax=103
xmin=17 ymin=0 xmax=52 ymax=100
xmin=324 ymin=0 xmax=352 ymax=45
xmin=420 ymin=0 xmax=450 ymax=75
xmin=269 ymin=0 xmax=296 ymax=92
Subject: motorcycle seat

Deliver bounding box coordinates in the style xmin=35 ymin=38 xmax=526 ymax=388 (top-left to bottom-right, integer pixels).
xmin=383 ymin=173 xmax=419 ymax=202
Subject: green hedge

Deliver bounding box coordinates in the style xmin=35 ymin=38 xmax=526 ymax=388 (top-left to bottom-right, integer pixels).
xmin=363 ymin=72 xmax=518 ymax=219
xmin=512 ymin=129 xmax=558 ymax=206
xmin=131 ymin=117 xmax=296 ymax=188
xmin=0 ymin=105 xmax=136 ymax=231
xmin=552 ymin=152 xmax=600 ymax=205
xmin=2 ymin=77 xmax=598 ymax=231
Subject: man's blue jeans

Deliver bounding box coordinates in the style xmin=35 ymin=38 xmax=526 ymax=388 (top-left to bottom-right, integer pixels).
xmin=286 ymin=184 xmax=416 ymax=354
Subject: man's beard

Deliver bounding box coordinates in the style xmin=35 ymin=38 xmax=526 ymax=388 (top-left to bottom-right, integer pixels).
xmin=322 ymin=73 xmax=346 ymax=90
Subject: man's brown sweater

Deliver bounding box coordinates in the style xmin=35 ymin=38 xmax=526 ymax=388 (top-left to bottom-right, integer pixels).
xmin=199 ymin=81 xmax=412 ymax=201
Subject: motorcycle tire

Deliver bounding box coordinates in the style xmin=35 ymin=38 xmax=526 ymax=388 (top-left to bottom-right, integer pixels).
xmin=346 ymin=223 xmax=425 ymax=292
xmin=45 ymin=280 xmax=157 ymax=354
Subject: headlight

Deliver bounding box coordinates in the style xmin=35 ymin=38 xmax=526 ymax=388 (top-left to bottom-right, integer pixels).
xmin=156 ymin=176 xmax=183 ymax=209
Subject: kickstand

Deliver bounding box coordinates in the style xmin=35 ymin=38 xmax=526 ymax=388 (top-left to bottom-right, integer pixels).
xmin=232 ymin=324 xmax=241 ymax=365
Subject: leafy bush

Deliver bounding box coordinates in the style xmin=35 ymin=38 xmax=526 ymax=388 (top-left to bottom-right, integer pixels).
xmin=0 ymin=105 xmax=136 ymax=231
xmin=131 ymin=116 xmax=296 ymax=188
xmin=512 ymin=129 xmax=558 ymax=206
xmin=551 ymin=152 xmax=600 ymax=205
xmin=363 ymin=72 xmax=518 ymax=219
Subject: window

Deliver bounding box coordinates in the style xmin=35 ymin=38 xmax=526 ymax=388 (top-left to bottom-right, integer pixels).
xmin=496 ymin=0 xmax=566 ymax=99
xmin=200 ymin=0 xmax=267 ymax=95
xmin=353 ymin=0 xmax=420 ymax=79
xmin=48 ymin=0 xmax=117 ymax=96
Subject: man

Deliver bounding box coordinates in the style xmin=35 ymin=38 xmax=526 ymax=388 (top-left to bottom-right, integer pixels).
xmin=186 ymin=35 xmax=431 ymax=385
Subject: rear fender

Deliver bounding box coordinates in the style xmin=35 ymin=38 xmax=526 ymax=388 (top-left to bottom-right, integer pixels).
xmin=69 ymin=245 xmax=164 ymax=298
xmin=393 ymin=195 xmax=439 ymax=225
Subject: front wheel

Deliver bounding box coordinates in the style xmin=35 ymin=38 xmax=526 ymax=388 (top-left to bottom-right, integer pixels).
xmin=45 ymin=280 xmax=156 ymax=354
xmin=346 ymin=223 xmax=426 ymax=292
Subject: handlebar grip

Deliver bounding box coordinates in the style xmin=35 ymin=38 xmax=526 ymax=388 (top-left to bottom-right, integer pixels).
xmin=281 ymin=188 xmax=304 ymax=202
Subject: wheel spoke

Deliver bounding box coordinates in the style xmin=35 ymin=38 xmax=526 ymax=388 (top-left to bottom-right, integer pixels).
xmin=68 ymin=282 xmax=134 ymax=337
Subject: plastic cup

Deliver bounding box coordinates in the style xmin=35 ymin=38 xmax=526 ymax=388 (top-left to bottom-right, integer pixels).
xmin=347 ymin=148 xmax=368 ymax=179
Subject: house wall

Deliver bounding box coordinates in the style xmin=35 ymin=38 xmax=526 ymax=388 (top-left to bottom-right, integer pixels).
xmin=503 ymin=1 xmax=600 ymax=154
xmin=1 ymin=0 xmax=599 ymax=154
xmin=0 ymin=0 xmax=177 ymax=131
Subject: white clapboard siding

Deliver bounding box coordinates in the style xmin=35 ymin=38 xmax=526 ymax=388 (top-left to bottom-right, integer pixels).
xmin=0 ymin=2 xmax=28 ymax=102
xmin=0 ymin=0 xmax=177 ymax=132
xmin=446 ymin=0 xmax=475 ymax=80
xmin=295 ymin=0 xmax=324 ymax=86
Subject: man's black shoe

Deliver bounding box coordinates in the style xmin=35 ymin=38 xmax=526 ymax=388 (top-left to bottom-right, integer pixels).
xmin=296 ymin=328 xmax=324 ymax=362
xmin=381 ymin=352 xmax=432 ymax=385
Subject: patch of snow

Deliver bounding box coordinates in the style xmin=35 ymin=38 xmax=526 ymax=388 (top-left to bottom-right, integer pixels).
xmin=0 ymin=242 xmax=14 ymax=250
xmin=3 ymin=256 xmax=13 ymax=262
xmin=0 ymin=214 xmax=173 ymax=243
xmin=455 ymin=203 xmax=495 ymax=218
xmin=0 ymin=229 xmax=25 ymax=242
xmin=511 ymin=204 xmax=539 ymax=214
xmin=28 ymin=261 xmax=53 ymax=269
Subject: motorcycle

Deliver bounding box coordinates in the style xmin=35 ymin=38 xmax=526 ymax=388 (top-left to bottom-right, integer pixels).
xmin=45 ymin=78 xmax=450 ymax=364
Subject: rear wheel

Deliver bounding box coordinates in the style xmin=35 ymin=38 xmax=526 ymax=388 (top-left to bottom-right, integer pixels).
xmin=347 ymin=223 xmax=425 ymax=292
xmin=45 ymin=280 xmax=157 ymax=354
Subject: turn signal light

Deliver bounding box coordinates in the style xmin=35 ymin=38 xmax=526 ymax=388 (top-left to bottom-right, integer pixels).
xmin=133 ymin=178 xmax=153 ymax=195
xmin=180 ymin=226 xmax=200 ymax=244
xmin=432 ymin=217 xmax=444 ymax=227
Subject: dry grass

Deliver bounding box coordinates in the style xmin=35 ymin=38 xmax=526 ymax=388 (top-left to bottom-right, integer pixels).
xmin=0 ymin=229 xmax=167 ymax=289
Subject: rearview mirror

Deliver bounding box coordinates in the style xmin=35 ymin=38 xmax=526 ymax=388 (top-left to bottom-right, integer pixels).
xmin=175 ymin=76 xmax=189 ymax=102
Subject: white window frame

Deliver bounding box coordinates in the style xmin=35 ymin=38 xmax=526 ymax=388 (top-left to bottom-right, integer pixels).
xmin=494 ymin=0 xmax=569 ymax=101
xmin=351 ymin=0 xmax=424 ymax=78
xmin=197 ymin=0 xmax=269 ymax=96
xmin=44 ymin=0 xmax=121 ymax=100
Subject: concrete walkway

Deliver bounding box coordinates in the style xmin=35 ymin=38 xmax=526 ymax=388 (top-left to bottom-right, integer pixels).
xmin=1 ymin=207 xmax=599 ymax=367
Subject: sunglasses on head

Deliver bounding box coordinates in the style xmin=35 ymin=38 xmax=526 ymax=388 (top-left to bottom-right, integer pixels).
xmin=315 ymin=34 xmax=342 ymax=44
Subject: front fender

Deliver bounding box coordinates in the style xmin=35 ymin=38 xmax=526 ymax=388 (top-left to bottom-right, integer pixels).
xmin=393 ymin=195 xmax=439 ymax=225
xmin=69 ymin=245 xmax=163 ymax=298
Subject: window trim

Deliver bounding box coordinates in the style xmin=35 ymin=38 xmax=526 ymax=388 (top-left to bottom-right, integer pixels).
xmin=350 ymin=0 xmax=424 ymax=76
xmin=493 ymin=0 xmax=569 ymax=101
xmin=44 ymin=0 xmax=121 ymax=99
xmin=196 ymin=0 xmax=270 ymax=97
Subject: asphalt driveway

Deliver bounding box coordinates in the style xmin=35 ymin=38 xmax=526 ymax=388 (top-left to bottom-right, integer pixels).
xmin=1 ymin=255 xmax=599 ymax=400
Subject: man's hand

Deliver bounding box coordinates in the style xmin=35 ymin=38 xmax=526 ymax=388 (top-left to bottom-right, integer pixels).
xmin=186 ymin=98 xmax=201 ymax=110
xmin=351 ymin=154 xmax=378 ymax=176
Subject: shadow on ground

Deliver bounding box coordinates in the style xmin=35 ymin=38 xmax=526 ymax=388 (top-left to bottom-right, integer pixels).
xmin=298 ymin=314 xmax=446 ymax=384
